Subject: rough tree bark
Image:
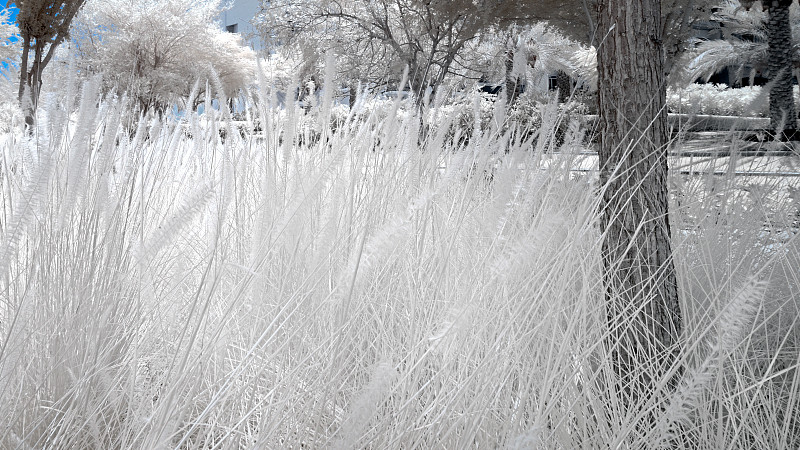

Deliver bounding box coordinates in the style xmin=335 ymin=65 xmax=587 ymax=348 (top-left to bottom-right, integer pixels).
xmin=17 ymin=34 xmax=31 ymax=114
xmin=596 ymin=0 xmax=683 ymax=407
xmin=765 ymin=0 xmax=797 ymax=139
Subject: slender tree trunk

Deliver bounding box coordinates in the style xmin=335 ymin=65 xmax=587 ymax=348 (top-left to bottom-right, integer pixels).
xmin=556 ymin=70 xmax=572 ymax=103
xmin=597 ymin=0 xmax=682 ymax=408
xmin=505 ymin=48 xmax=518 ymax=104
xmin=18 ymin=37 xmax=48 ymax=129
xmin=15 ymin=0 xmax=86 ymax=128
xmin=349 ymin=83 xmax=358 ymax=108
xmin=32 ymin=40 xmax=44 ymax=114
xmin=766 ymin=0 xmax=797 ymax=139
xmin=18 ymin=35 xmax=32 ymax=128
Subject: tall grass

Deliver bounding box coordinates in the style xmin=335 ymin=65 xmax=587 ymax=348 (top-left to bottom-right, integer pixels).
xmin=0 ymin=77 xmax=798 ymax=448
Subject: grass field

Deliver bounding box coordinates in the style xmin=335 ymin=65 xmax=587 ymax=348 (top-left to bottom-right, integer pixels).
xmin=0 ymin=80 xmax=798 ymax=448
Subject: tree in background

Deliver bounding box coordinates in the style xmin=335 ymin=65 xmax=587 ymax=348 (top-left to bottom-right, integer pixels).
xmin=14 ymin=0 xmax=85 ymax=126
xmin=257 ymin=0 xmax=598 ymax=103
xmin=526 ymin=0 xmax=714 ymax=75
xmin=522 ymin=23 xmax=597 ymax=93
xmin=661 ymin=0 xmax=717 ymax=77
xmin=72 ymin=0 xmax=256 ymax=115
xmin=256 ymin=0 xmax=710 ymax=106
xmin=495 ymin=0 xmax=710 ymax=102
xmin=762 ymin=0 xmax=797 ymax=138
xmin=596 ymin=0 xmax=683 ymax=413
xmin=682 ymin=2 xmax=770 ymax=83
xmin=688 ymin=0 xmax=798 ymax=139
xmin=460 ymin=23 xmax=593 ymax=105
xmin=258 ymin=0 xmax=401 ymax=103
xmin=258 ymin=0 xmax=505 ymax=102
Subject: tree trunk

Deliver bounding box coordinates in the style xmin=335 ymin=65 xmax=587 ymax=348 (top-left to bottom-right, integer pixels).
xmin=17 ymin=37 xmax=48 ymax=129
xmin=18 ymin=35 xmax=32 ymax=128
xmin=556 ymin=70 xmax=572 ymax=103
xmin=349 ymin=84 xmax=358 ymax=108
xmin=505 ymin=48 xmax=519 ymax=104
xmin=597 ymin=0 xmax=682 ymax=408
xmin=31 ymin=39 xmax=44 ymax=114
xmin=766 ymin=0 xmax=797 ymax=139
xmin=17 ymin=38 xmax=50 ymax=129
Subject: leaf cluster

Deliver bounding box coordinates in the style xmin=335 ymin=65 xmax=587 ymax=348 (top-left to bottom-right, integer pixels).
xmin=0 ymin=7 xmax=19 ymax=64
xmin=256 ymin=0 xmax=564 ymax=96
xmin=71 ymin=0 xmax=256 ymax=114
xmin=683 ymin=0 xmax=800 ymax=85
xmin=15 ymin=0 xmax=84 ymax=44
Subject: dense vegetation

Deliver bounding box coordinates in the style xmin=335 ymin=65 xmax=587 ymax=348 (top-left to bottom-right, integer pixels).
xmin=0 ymin=78 xmax=797 ymax=448
xmin=1 ymin=0 xmax=799 ymax=447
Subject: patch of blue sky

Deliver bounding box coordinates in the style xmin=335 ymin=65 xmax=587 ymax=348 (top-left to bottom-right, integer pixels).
xmin=3 ymin=4 xmax=18 ymax=40
xmin=2 ymin=4 xmax=19 ymax=73
xmin=4 ymin=3 xmax=17 ymax=21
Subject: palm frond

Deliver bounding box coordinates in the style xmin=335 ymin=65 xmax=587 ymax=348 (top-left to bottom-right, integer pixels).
xmin=684 ymin=38 xmax=767 ymax=83
xmin=713 ymin=1 xmax=767 ymax=40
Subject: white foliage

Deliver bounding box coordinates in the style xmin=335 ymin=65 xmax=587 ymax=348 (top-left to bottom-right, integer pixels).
xmin=257 ymin=0 xmax=409 ymax=90
xmin=464 ymin=23 xmax=595 ymax=94
xmin=685 ymin=39 xmax=767 ymax=84
xmin=0 ymin=8 xmax=19 ymax=65
xmin=681 ymin=0 xmax=800 ymax=84
xmin=569 ymin=46 xmax=598 ymax=90
xmin=0 ymin=71 xmax=22 ymax=132
xmin=257 ymin=49 xmax=304 ymax=91
xmin=522 ymin=23 xmax=595 ymax=85
xmin=0 ymin=9 xmax=20 ymax=132
xmin=257 ymin=0 xmax=510 ymax=97
xmin=666 ymin=83 xmax=781 ymax=116
xmin=73 ymin=0 xmax=256 ymax=112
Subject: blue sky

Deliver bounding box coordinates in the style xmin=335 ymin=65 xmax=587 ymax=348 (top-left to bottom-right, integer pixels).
xmin=4 ymin=3 xmax=17 ymax=27
xmin=2 ymin=4 xmax=18 ymax=72
xmin=4 ymin=3 xmax=18 ymax=42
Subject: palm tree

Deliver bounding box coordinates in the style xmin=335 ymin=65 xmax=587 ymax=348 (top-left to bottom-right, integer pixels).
xmin=764 ymin=0 xmax=797 ymax=138
xmin=685 ymin=2 xmax=768 ymax=81
xmin=690 ymin=0 xmax=798 ymax=139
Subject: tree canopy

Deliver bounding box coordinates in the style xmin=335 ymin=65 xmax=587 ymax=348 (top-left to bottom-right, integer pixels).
xmin=15 ymin=0 xmax=86 ymax=125
xmin=689 ymin=0 xmax=800 ymax=137
xmin=0 ymin=7 xmax=18 ymax=64
xmin=259 ymin=1 xmax=591 ymax=92
xmin=72 ymin=0 xmax=256 ymax=114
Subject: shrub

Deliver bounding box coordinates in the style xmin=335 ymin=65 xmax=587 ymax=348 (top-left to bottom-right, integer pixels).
xmin=665 ymin=83 xmax=800 ymax=117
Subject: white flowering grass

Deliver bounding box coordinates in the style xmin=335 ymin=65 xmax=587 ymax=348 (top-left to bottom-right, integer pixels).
xmin=0 ymin=80 xmax=798 ymax=448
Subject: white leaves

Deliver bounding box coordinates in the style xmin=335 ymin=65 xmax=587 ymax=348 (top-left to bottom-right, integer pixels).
xmin=257 ymin=50 xmax=305 ymax=92
xmin=74 ymin=0 xmax=256 ymax=110
xmin=684 ymin=39 xmax=767 ymax=84
xmin=569 ymin=46 xmax=597 ymax=90
xmin=0 ymin=8 xmax=20 ymax=64
xmin=666 ymin=82 xmax=774 ymax=116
